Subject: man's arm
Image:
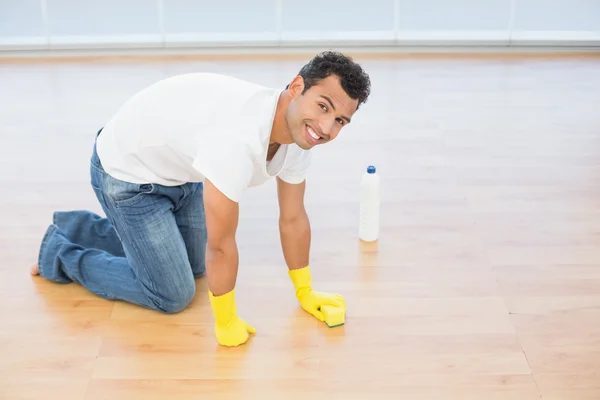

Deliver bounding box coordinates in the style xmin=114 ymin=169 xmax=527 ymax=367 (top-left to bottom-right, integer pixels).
xmin=277 ymin=176 xmax=310 ymax=270
xmin=278 ymin=177 xmax=346 ymax=323
xmin=203 ymin=179 xmax=240 ymax=296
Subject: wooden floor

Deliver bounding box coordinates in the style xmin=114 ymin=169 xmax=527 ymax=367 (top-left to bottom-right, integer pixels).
xmin=2 ymin=52 xmax=600 ymax=399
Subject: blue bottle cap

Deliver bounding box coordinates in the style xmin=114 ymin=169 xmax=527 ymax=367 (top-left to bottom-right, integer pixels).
xmin=367 ymin=165 xmax=376 ymax=174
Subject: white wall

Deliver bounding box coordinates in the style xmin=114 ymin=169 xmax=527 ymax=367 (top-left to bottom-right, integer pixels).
xmin=1 ymin=0 xmax=599 ymax=51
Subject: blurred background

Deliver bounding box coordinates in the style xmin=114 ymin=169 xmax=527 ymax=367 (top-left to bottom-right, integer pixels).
xmin=2 ymin=2 xmax=600 ymax=400
xmin=1 ymin=0 xmax=600 ymax=54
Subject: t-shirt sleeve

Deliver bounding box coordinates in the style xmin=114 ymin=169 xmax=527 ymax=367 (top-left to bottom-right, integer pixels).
xmin=192 ymin=140 xmax=252 ymax=203
xmin=277 ymin=146 xmax=312 ymax=184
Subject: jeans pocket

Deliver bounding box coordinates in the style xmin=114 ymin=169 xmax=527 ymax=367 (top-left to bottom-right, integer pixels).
xmin=106 ymin=178 xmax=156 ymax=208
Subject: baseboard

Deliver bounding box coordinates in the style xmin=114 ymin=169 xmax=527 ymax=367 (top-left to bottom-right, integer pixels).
xmin=2 ymin=29 xmax=600 ymax=53
xmin=0 ymin=31 xmax=599 ymax=63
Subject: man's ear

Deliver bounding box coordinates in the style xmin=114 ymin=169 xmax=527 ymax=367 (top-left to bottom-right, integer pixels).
xmin=288 ymin=75 xmax=305 ymax=98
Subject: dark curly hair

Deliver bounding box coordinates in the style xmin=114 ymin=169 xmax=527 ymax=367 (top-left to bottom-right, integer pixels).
xmin=290 ymin=51 xmax=371 ymax=109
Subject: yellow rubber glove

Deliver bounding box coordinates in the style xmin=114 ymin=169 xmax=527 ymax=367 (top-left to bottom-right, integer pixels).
xmin=288 ymin=265 xmax=346 ymax=322
xmin=208 ymin=288 xmax=256 ymax=347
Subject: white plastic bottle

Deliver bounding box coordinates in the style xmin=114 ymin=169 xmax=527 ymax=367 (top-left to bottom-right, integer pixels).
xmin=359 ymin=165 xmax=380 ymax=242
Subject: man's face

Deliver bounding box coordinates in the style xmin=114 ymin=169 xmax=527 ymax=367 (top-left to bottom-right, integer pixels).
xmin=285 ymin=75 xmax=359 ymax=150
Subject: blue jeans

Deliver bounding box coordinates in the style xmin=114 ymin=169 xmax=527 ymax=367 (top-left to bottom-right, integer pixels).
xmin=37 ymin=132 xmax=207 ymax=313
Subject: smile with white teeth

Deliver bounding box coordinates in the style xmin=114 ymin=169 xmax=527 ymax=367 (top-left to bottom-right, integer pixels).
xmin=307 ymin=125 xmax=321 ymax=140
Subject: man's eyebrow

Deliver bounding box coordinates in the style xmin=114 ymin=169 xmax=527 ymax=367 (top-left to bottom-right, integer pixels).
xmin=320 ymin=95 xmax=351 ymax=123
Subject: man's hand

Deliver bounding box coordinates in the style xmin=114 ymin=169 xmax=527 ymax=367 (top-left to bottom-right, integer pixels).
xmin=209 ymin=289 xmax=256 ymax=347
xmin=288 ymin=265 xmax=346 ymax=322
xmin=204 ymin=179 xmax=255 ymax=346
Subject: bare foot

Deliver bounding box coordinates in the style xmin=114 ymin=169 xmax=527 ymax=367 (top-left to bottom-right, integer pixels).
xmin=30 ymin=264 xmax=39 ymax=276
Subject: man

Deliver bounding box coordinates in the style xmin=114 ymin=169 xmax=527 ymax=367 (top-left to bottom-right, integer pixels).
xmin=32 ymin=51 xmax=371 ymax=347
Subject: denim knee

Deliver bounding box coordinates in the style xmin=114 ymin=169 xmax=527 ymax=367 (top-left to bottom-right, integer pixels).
xmin=153 ymin=278 xmax=196 ymax=314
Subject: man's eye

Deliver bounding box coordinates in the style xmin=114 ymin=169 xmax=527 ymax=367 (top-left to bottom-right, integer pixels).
xmin=319 ymin=103 xmax=327 ymax=111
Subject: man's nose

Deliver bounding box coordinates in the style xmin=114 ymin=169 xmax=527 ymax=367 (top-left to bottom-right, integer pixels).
xmin=320 ymin=118 xmax=336 ymax=138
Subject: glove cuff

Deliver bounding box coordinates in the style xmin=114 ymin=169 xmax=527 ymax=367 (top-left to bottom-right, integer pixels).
xmin=288 ymin=265 xmax=312 ymax=298
xmin=208 ymin=288 xmax=237 ymax=327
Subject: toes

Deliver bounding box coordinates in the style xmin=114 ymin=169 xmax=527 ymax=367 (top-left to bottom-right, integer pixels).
xmin=30 ymin=264 xmax=39 ymax=276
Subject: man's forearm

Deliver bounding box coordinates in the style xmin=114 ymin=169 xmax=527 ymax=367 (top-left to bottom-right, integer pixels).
xmin=206 ymin=238 xmax=238 ymax=296
xmin=279 ymin=210 xmax=311 ymax=270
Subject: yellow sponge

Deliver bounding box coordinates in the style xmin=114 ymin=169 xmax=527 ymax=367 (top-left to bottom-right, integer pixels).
xmin=321 ymin=305 xmax=345 ymax=328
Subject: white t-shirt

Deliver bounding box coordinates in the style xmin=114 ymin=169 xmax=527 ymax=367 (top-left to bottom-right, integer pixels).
xmin=96 ymin=72 xmax=311 ymax=202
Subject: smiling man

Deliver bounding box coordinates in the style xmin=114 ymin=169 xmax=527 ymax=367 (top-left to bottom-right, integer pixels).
xmin=33 ymin=50 xmax=371 ymax=347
